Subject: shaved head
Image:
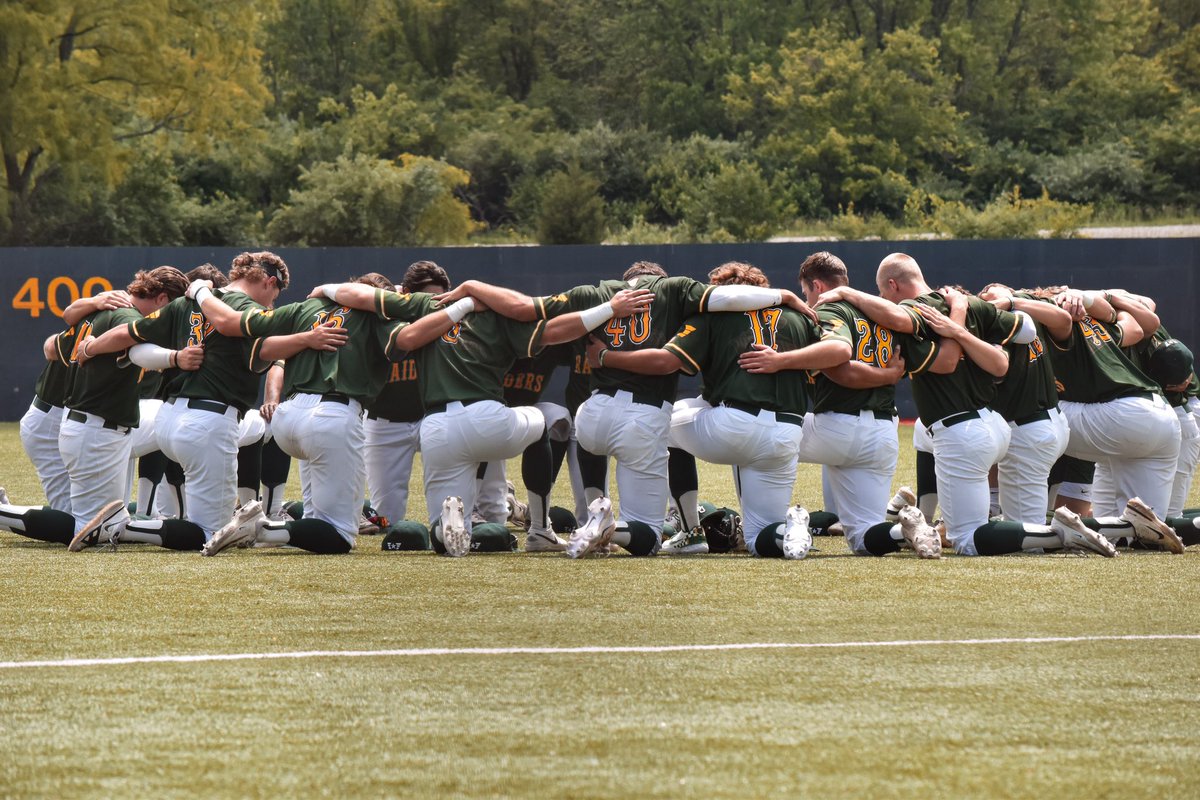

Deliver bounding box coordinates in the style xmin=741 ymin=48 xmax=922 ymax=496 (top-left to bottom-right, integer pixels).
xmin=876 ymin=253 xmax=927 ymax=301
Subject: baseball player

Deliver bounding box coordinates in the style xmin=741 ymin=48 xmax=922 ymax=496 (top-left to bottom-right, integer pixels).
xmin=500 ymin=341 xmax=583 ymax=551
xmin=975 ymin=283 xmax=1074 ymax=524
xmin=1044 ymin=286 xmax=1184 ymax=551
xmin=18 ymin=290 xmax=135 ymax=514
xmin=776 ymin=251 xmax=908 ymax=556
xmin=362 ymin=262 xmax=449 ymax=525
xmin=192 ymin=272 xmax=475 ymax=554
xmin=587 ymin=262 xmax=845 ymax=559
xmin=1121 ymin=327 xmax=1197 ymax=517
xmin=821 ymin=254 xmax=1118 ymax=557
xmin=302 ymin=277 xmax=652 ymax=556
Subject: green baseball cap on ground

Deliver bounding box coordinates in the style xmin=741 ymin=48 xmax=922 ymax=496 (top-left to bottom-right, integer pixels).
xmin=381 ymin=521 xmax=430 ymax=551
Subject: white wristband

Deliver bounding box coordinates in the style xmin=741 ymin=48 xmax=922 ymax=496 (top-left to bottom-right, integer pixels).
xmin=193 ymin=286 xmax=214 ymax=307
xmin=321 ymin=284 xmax=341 ymax=302
xmin=579 ymin=301 xmax=615 ymax=332
xmin=444 ymin=297 xmax=475 ymax=324
xmin=1081 ymin=291 xmax=1097 ymax=309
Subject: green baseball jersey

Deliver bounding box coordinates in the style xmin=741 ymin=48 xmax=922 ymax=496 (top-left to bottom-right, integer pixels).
xmin=663 ymin=307 xmax=819 ymax=413
xmin=991 ymin=293 xmax=1059 ymax=421
xmin=365 ymin=323 xmax=424 ymax=422
xmin=810 ymin=300 xmax=898 ymax=415
xmin=60 ymin=307 xmax=144 ymax=428
xmin=1124 ymin=325 xmax=1193 ymax=407
xmin=894 ymin=293 xmax=1022 ymax=425
xmin=535 ymin=276 xmax=715 ymax=405
xmin=240 ymin=299 xmax=400 ymax=402
xmin=565 ymin=337 xmax=594 ymax=413
xmin=503 ymin=343 xmax=574 ymax=407
xmin=1047 ymin=315 xmax=1159 ymax=403
xmin=129 ymin=290 xmax=270 ymax=412
xmin=416 ymin=310 xmax=546 ymax=407
xmin=35 ymin=324 xmax=81 ymax=406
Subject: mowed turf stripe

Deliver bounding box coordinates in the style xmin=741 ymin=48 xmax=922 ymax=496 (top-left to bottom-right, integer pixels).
xmin=2 ymin=633 xmax=1198 ymax=670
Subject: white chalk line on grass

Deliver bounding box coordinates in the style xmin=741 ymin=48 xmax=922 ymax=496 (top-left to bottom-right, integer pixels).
xmin=1 ymin=633 xmax=1197 ymax=671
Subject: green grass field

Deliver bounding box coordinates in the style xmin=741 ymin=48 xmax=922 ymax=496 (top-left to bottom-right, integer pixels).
xmin=2 ymin=421 xmax=1198 ymax=798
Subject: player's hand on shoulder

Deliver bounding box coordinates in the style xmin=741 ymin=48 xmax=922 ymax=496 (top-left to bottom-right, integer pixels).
xmin=738 ymin=343 xmax=782 ymax=374
xmin=186 ymin=279 xmax=213 ymax=300
xmin=780 ymin=289 xmax=819 ymax=323
xmin=610 ymin=288 xmax=653 ymax=317
xmin=94 ymin=290 xmax=133 ymax=310
xmin=585 ymin=336 xmax=608 ymax=368
xmin=914 ymin=303 xmax=963 ymax=337
xmin=175 ymin=344 xmax=205 ymax=371
xmin=814 ymin=286 xmax=851 ymax=307
xmin=432 ymin=281 xmax=476 ymax=307
xmin=308 ymin=321 xmax=349 ymax=351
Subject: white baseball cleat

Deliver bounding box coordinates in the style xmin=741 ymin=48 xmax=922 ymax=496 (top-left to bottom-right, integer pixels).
xmin=898 ymin=505 xmax=942 ymax=559
xmin=566 ymin=497 xmax=615 ymax=559
xmin=887 ymin=486 xmax=918 ymax=517
xmin=524 ymin=527 xmax=569 ymax=552
xmin=659 ymin=527 xmax=709 ymax=555
xmin=1121 ymin=498 xmax=1184 ymax=554
xmin=440 ymin=496 xmax=470 ymax=557
xmin=0 ymin=486 xmax=9 ymax=506
xmin=68 ymin=500 xmax=126 ymax=552
xmin=506 ymin=484 xmax=531 ymax=532
xmin=782 ymin=506 xmax=812 ymax=560
xmin=202 ymin=500 xmax=265 ymax=557
xmin=1052 ymin=507 xmax=1117 ymax=557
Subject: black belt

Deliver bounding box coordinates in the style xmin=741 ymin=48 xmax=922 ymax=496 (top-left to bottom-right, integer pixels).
xmin=66 ymin=409 xmax=128 ymax=433
xmin=1013 ymin=408 xmax=1054 ymax=426
xmin=1121 ymin=391 xmax=1156 ymax=402
xmin=596 ymin=387 xmax=664 ymax=407
xmin=723 ymin=401 xmax=804 ymax=427
xmin=366 ymin=410 xmax=421 ymax=423
xmin=173 ymin=397 xmax=243 ymax=420
xmin=32 ymin=397 xmax=55 ymax=413
xmin=938 ymin=410 xmax=980 ymax=429
xmin=320 ymin=393 xmax=350 ymax=405
xmin=425 ymin=398 xmax=486 ymax=416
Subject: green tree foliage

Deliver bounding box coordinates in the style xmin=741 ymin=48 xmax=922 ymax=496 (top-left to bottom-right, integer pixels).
xmin=0 ymin=1 xmax=271 ymax=244
xmin=535 ymin=164 xmax=607 ymax=245
xmin=2 ymin=0 xmax=1197 ymax=244
xmin=266 ymin=154 xmax=480 ymax=245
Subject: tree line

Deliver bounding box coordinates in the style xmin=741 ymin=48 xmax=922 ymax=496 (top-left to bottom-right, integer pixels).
xmin=2 ymin=0 xmax=1196 ymax=247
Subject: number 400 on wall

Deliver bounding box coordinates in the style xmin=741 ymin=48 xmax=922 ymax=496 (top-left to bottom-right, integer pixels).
xmin=11 ymin=277 xmax=114 ymax=318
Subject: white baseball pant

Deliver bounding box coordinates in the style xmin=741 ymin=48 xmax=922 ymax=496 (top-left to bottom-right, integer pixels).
xmin=669 ymin=397 xmax=803 ymax=553
xmin=1169 ymin=404 xmax=1200 ymax=517
xmin=271 ymin=393 xmax=365 ymax=543
xmin=575 ymin=391 xmax=672 ymax=533
xmin=928 ymin=408 xmax=1011 ymax=555
xmin=420 ymin=400 xmax=544 ymax=530
xmin=997 ymin=408 xmax=1070 ymax=524
xmin=1061 ymin=394 xmax=1180 ymax=516
xmin=156 ymin=398 xmax=240 ymax=536
xmin=797 ymin=410 xmax=900 ymax=555
xmin=20 ymin=400 xmax=71 ymax=512
xmin=59 ymin=410 xmax=133 ymax=534
xmin=364 ymin=416 xmax=421 ymax=523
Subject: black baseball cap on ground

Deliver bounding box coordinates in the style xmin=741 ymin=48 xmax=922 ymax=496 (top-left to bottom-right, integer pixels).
xmin=382 ymin=521 xmax=430 ymax=551
xmin=1147 ymin=339 xmax=1194 ymax=387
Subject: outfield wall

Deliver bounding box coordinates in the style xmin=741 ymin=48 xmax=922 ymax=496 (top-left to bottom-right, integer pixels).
xmin=1 ymin=239 xmax=1196 ymax=421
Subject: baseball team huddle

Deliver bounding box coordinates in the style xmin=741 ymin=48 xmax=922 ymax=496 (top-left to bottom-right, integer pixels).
xmin=3 ymin=248 xmax=1199 ymax=563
